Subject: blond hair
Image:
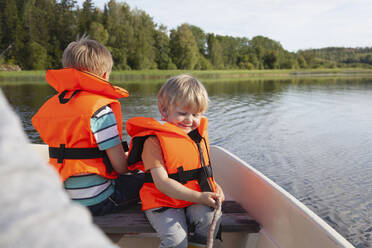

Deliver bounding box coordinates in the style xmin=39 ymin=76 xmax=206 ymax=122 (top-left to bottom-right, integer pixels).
xmin=62 ymin=37 xmax=113 ymax=77
xmin=158 ymin=74 xmax=209 ymax=114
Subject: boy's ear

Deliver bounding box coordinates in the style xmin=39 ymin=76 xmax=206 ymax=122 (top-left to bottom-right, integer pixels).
xmin=158 ymin=102 xmax=167 ymax=118
xmin=102 ymin=72 xmax=109 ymax=80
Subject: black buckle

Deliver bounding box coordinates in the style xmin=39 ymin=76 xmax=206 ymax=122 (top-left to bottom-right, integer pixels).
xmin=177 ymin=166 xmax=187 ymax=184
xmin=57 ymin=144 xmax=65 ymax=163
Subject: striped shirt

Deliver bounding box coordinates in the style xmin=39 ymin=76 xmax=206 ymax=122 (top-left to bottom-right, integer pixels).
xmin=91 ymin=105 xmax=121 ymax=150
xmin=64 ymin=105 xmax=121 ymax=206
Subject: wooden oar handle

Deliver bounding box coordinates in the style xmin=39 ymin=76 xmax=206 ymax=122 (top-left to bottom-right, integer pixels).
xmin=206 ymin=199 xmax=222 ymax=248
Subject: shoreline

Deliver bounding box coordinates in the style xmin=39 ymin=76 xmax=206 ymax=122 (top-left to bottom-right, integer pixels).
xmin=1 ymin=69 xmax=372 ymax=84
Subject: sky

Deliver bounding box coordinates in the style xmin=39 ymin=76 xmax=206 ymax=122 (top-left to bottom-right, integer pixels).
xmin=77 ymin=0 xmax=372 ymax=52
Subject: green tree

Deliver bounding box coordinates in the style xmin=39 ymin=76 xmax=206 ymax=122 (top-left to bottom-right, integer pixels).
xmin=104 ymin=0 xmax=133 ymax=69
xmin=195 ymin=55 xmax=212 ymax=70
xmin=207 ymin=34 xmax=223 ymax=69
xmin=154 ymin=25 xmax=175 ymax=69
xmin=236 ymin=37 xmax=256 ymax=69
xmin=89 ymin=21 xmax=108 ymax=45
xmin=1 ymin=0 xmax=19 ymax=47
xmin=296 ymin=54 xmax=308 ymax=68
xmin=278 ymin=52 xmax=299 ymax=69
xmin=250 ymin=35 xmax=283 ymax=51
xmin=28 ymin=41 xmax=47 ymax=69
xmin=1 ymin=0 xmax=25 ymax=66
xmin=129 ymin=9 xmax=156 ymax=69
xmin=23 ymin=0 xmax=54 ymax=69
xmin=45 ymin=1 xmax=64 ymax=68
xmin=250 ymin=36 xmax=287 ymax=69
xmin=57 ymin=0 xmax=78 ymax=47
xmin=216 ymin=35 xmax=241 ymax=69
xmin=78 ymin=0 xmax=94 ymax=35
xmin=169 ymin=24 xmax=199 ymax=70
xmin=263 ymin=51 xmax=278 ymax=69
xmin=0 ymin=10 xmax=2 ymax=52
xmin=189 ymin=25 xmax=207 ymax=56
xmin=48 ymin=35 xmax=63 ymax=68
xmin=103 ymin=0 xmax=136 ymax=70
xmin=299 ymin=50 xmax=316 ymax=68
xmin=238 ymin=55 xmax=255 ymax=69
xmin=190 ymin=25 xmax=210 ymax=70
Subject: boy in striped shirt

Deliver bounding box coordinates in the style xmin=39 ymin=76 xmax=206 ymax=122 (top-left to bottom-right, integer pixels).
xmin=32 ymin=37 xmax=144 ymax=216
xmin=65 ymin=105 xmax=142 ymax=216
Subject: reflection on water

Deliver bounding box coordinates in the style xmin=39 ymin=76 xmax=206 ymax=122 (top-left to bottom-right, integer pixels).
xmin=206 ymin=78 xmax=372 ymax=248
xmin=1 ymin=77 xmax=372 ymax=247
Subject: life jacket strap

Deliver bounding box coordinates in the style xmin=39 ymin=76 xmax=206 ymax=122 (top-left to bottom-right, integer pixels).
xmin=128 ymin=136 xmax=149 ymax=166
xmin=49 ymin=145 xmax=105 ymax=162
xmin=49 ymin=141 xmax=129 ymax=173
xmin=58 ymin=90 xmax=82 ymax=104
xmin=144 ymin=165 xmax=213 ymax=191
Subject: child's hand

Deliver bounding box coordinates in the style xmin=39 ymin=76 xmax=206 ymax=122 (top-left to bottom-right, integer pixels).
xmin=198 ymin=192 xmax=221 ymax=208
xmin=215 ymin=183 xmax=225 ymax=202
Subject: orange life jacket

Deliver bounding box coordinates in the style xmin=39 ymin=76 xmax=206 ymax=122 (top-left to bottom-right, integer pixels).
xmin=32 ymin=68 xmax=129 ymax=181
xmin=126 ymin=117 xmax=216 ymax=210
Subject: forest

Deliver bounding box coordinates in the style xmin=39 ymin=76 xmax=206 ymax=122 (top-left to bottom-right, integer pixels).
xmin=1 ymin=0 xmax=372 ymax=71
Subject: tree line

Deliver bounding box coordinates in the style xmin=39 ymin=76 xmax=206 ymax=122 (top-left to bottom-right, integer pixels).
xmin=1 ymin=0 xmax=372 ymax=71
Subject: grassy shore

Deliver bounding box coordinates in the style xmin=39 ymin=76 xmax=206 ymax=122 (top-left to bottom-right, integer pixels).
xmin=1 ymin=68 xmax=372 ymax=83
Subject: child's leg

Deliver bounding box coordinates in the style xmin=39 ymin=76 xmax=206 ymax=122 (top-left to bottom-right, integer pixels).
xmin=89 ymin=174 xmax=144 ymax=216
xmin=186 ymin=204 xmax=222 ymax=246
xmin=145 ymin=207 xmax=188 ymax=248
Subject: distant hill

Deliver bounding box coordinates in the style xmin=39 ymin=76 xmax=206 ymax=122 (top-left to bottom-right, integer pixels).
xmin=298 ymin=47 xmax=372 ymax=68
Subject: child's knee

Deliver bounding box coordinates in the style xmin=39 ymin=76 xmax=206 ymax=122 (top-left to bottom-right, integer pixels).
xmin=187 ymin=204 xmax=217 ymax=226
xmin=161 ymin=228 xmax=188 ymax=248
xmin=187 ymin=205 xmax=222 ymax=244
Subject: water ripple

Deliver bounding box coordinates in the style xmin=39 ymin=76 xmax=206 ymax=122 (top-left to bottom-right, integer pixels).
xmin=5 ymin=78 xmax=372 ymax=248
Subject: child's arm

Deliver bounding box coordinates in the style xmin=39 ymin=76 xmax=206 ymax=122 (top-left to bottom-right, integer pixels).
xmin=91 ymin=105 xmax=128 ymax=174
xmin=150 ymin=166 xmax=220 ymax=208
xmin=106 ymin=144 xmax=128 ymax=174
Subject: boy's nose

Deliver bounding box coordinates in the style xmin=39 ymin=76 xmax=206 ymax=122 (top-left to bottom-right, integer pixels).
xmin=184 ymin=114 xmax=193 ymax=122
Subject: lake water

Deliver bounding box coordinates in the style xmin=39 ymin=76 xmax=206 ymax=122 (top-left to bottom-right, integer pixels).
xmin=1 ymin=76 xmax=371 ymax=248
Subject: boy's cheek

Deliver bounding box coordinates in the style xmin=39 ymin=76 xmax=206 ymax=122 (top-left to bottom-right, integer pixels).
xmin=192 ymin=122 xmax=200 ymax=130
xmin=195 ymin=119 xmax=201 ymax=126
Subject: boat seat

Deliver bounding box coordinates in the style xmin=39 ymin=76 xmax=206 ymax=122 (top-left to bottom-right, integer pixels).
xmin=93 ymin=200 xmax=260 ymax=235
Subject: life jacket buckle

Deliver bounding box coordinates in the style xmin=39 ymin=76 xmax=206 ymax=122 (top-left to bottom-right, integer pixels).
xmin=57 ymin=144 xmax=65 ymax=163
xmin=177 ymin=166 xmax=187 ymax=184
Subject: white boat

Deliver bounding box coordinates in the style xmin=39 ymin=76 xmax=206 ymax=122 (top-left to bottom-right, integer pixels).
xmin=30 ymin=144 xmax=355 ymax=248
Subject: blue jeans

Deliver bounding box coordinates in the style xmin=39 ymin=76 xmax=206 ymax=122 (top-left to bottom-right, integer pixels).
xmin=145 ymin=204 xmax=222 ymax=248
xmin=88 ymin=173 xmax=145 ymax=216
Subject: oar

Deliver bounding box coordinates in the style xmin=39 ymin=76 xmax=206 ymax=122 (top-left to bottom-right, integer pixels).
xmin=206 ymin=199 xmax=222 ymax=248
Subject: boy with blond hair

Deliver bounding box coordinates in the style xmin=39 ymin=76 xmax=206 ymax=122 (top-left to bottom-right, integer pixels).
xmin=32 ymin=37 xmax=144 ymax=216
xmin=126 ymin=74 xmax=225 ymax=248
